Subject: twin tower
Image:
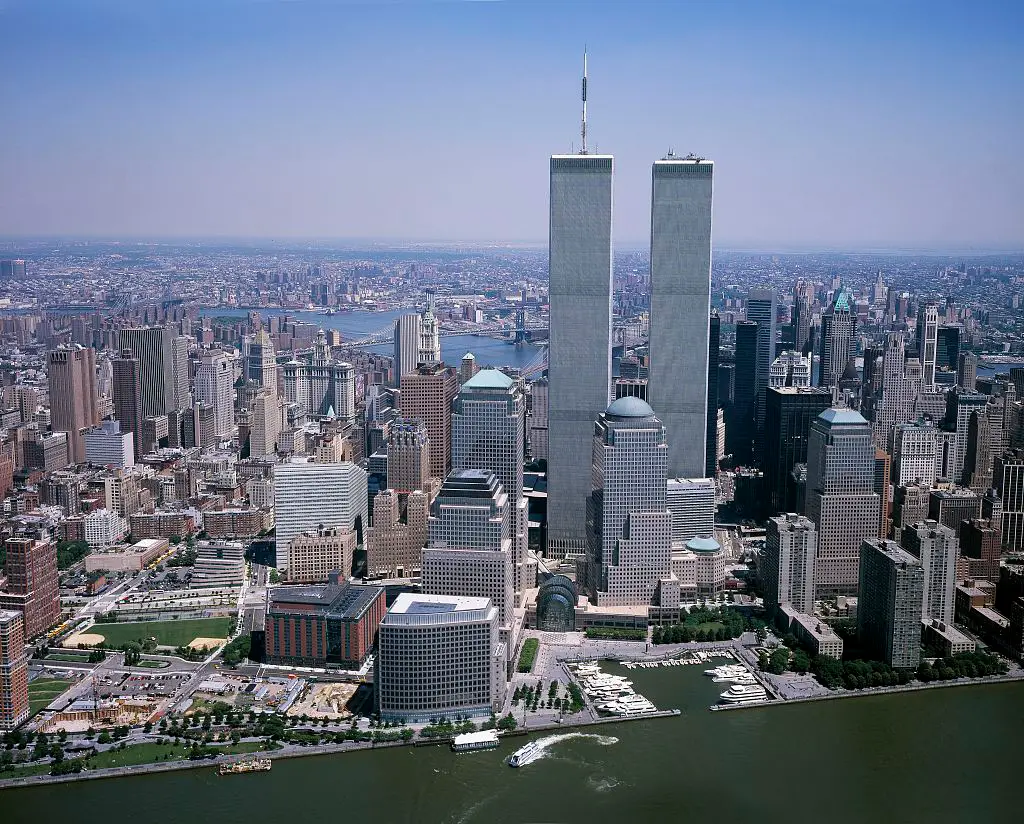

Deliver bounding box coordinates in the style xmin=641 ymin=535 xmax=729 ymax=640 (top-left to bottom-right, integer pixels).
xmin=546 ymin=152 xmax=713 ymax=558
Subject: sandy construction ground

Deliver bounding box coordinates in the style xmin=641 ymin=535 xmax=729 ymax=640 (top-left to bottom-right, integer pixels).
xmin=188 ymin=636 xmax=226 ymax=650
xmin=64 ymin=632 xmax=105 ymax=647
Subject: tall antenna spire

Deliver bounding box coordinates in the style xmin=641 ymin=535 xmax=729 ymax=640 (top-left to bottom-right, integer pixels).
xmin=581 ymin=48 xmax=588 ymax=155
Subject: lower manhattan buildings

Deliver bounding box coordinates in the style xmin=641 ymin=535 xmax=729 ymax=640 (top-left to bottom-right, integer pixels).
xmin=0 ymin=610 xmax=29 ymax=730
xmin=858 ymin=539 xmax=924 ymax=669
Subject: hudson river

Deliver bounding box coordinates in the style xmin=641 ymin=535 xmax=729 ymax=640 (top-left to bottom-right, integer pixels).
xmin=4 ymin=665 xmax=1021 ymax=823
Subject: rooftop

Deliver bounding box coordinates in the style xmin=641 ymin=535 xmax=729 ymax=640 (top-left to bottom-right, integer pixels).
xmin=605 ymin=396 xmax=655 ymax=419
xmin=269 ymin=581 xmax=382 ymax=620
xmin=818 ymin=407 xmax=868 ymax=426
xmin=462 ymin=368 xmax=513 ymax=391
xmin=388 ymin=592 xmax=491 ymax=615
xmin=686 ymin=536 xmax=721 ymax=553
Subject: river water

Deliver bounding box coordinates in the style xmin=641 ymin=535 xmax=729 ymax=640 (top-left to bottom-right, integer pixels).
xmin=4 ymin=666 xmax=1021 ymax=823
xmin=199 ymin=308 xmax=544 ymax=372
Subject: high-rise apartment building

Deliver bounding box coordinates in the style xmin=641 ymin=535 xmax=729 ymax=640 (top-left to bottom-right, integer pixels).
xmin=994 ymin=449 xmax=1024 ymax=552
xmin=746 ymin=289 xmax=777 ymax=431
xmin=46 ymin=344 xmax=99 ymax=464
xmin=648 ymin=155 xmax=712 ymax=478
xmin=422 ymin=470 xmax=514 ymax=629
xmin=857 ymin=539 xmax=924 ymax=669
xmin=586 ymin=397 xmax=672 ymax=607
xmin=901 ymin=520 xmax=957 ymax=625
xmin=195 ymin=350 xmax=235 ymax=439
xmin=805 ymin=408 xmax=881 ymax=597
xmin=915 ymin=302 xmax=939 ymax=388
xmin=819 ymin=289 xmax=856 ymax=392
xmin=376 ymin=593 xmax=505 ymax=724
xmin=170 ymin=334 xmax=191 ymax=411
xmin=274 ymin=460 xmax=368 ymax=573
xmin=398 ymin=363 xmax=459 ymax=481
xmin=0 ymin=610 xmax=29 ymax=731
xmin=547 ymin=153 xmax=613 ymax=558
xmin=392 ymin=313 xmax=421 ymax=387
xmin=763 ymin=386 xmax=832 ymax=515
xmin=0 ymin=536 xmax=60 ymax=639
xmin=764 ymin=514 xmax=817 ymax=617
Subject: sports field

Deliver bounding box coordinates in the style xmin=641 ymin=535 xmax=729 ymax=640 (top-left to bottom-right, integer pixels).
xmin=74 ymin=617 xmax=235 ymax=649
xmin=28 ymin=677 xmax=75 ymax=714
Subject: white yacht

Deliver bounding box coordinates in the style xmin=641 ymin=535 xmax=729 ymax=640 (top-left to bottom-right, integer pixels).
xmin=508 ymin=740 xmax=545 ymax=768
xmin=719 ymin=684 xmax=768 ymax=704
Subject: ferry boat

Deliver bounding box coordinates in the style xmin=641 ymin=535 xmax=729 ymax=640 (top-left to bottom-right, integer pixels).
xmin=719 ymin=684 xmax=768 ymax=705
xmin=451 ymin=729 xmax=499 ymax=753
xmin=217 ymin=758 xmax=272 ymax=775
xmin=508 ymin=740 xmax=544 ymax=768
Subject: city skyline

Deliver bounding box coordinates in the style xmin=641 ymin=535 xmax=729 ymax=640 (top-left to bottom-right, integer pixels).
xmin=0 ymin=1 xmax=1022 ymax=250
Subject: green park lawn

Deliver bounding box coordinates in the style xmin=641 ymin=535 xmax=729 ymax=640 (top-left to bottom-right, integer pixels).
xmin=89 ymin=617 xmax=235 ymax=648
xmin=28 ymin=678 xmax=75 ymax=714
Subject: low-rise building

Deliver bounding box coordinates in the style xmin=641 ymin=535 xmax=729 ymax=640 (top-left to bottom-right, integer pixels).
xmin=376 ymin=593 xmax=506 ymax=723
xmin=287 ymin=526 xmax=357 ymax=584
xmin=203 ymin=507 xmax=273 ymax=539
xmin=190 ymin=541 xmax=246 ymax=588
xmin=778 ymin=605 xmax=845 ymax=659
xmin=264 ymin=577 xmax=385 ymax=669
xmin=84 ymin=537 xmax=168 ymax=573
xmin=921 ymin=619 xmax=976 ymax=656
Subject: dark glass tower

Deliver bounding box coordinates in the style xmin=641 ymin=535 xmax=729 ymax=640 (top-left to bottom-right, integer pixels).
xmin=705 ymin=311 xmax=721 ymax=476
xmin=763 ymin=386 xmax=832 ymax=515
xmin=728 ymin=320 xmax=758 ymax=466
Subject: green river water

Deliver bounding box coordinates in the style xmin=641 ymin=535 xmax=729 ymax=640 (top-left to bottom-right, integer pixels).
xmin=4 ymin=663 xmax=1021 ymax=824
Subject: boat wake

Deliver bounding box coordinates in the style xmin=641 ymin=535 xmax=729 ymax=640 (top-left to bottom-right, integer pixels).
xmin=586 ymin=774 xmax=621 ymax=793
xmin=520 ymin=732 xmax=618 ymax=766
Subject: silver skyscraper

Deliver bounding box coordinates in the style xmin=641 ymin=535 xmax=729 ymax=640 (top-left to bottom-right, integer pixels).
xmin=648 ymin=155 xmax=713 ymax=477
xmin=546 ymin=153 xmax=613 ymax=558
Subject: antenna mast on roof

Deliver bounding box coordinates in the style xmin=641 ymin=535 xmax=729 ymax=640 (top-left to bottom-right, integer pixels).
xmin=580 ymin=49 xmax=588 ymax=155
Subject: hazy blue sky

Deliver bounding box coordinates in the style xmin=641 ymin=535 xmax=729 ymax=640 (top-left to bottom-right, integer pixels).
xmin=1 ymin=0 xmax=1022 ymax=249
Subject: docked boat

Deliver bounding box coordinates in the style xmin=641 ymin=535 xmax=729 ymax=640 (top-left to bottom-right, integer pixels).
xmin=508 ymin=740 xmax=545 ymax=768
xmin=719 ymin=684 xmax=768 ymax=704
xmin=451 ymin=730 xmax=499 ymax=753
xmin=217 ymin=758 xmax=272 ymax=775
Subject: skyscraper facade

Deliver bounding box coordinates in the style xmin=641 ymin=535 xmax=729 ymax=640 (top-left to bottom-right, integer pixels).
xmin=901 ymin=520 xmax=957 ymax=625
xmin=764 ymin=513 xmax=817 ymax=617
xmin=418 ymin=292 xmax=441 ymax=367
xmin=728 ymin=320 xmax=759 ymax=466
xmin=648 ymin=155 xmax=713 ymax=478
xmin=586 ymin=397 xmax=671 ymax=607
xmin=763 ymin=386 xmax=832 ymax=515
xmin=0 ymin=610 xmax=29 ymax=731
xmin=0 ymin=536 xmax=60 ymax=639
xmin=819 ymin=289 xmax=856 ymax=392
xmin=857 ymin=539 xmax=924 ymax=669
xmin=547 ymin=153 xmax=613 ymax=558
xmin=283 ymin=330 xmax=356 ymax=421
xmin=706 ymin=312 xmax=721 ymax=476
xmin=246 ymin=330 xmax=278 ymax=395
xmin=195 ymin=350 xmax=235 ymax=439
xmin=392 ymin=313 xmax=421 ymax=388
xmin=119 ymin=326 xmax=174 ymax=418
xmin=398 ymin=363 xmax=459 ymax=481
xmin=111 ymin=350 xmax=143 ymax=454
xmin=46 ymin=344 xmax=99 ymax=464
xmin=746 ymin=288 xmax=777 ymax=430
xmin=805 ymin=408 xmax=881 ymax=597
xmin=916 ymin=302 xmax=939 ymax=388
xmin=386 ymin=418 xmax=432 ymax=495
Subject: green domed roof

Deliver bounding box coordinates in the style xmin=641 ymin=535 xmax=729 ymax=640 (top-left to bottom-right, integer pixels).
xmin=686 ymin=536 xmax=721 ymax=553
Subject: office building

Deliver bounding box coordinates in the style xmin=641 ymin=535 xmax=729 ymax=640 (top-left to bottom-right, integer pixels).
xmin=927 ymin=488 xmax=981 ymax=535
xmin=386 ymin=419 xmax=432 ymax=495
xmin=873 ymin=333 xmax=921 ymax=450
xmin=891 ymin=419 xmax=939 ymax=486
xmin=398 ymin=363 xmax=459 ymax=482
xmin=874 ymin=448 xmax=891 ymax=540
xmin=706 ymin=312 xmax=720 ymax=476
xmin=246 ymin=329 xmax=278 ymax=395
xmin=916 ymin=303 xmax=939 ymax=388
xmin=83 ymin=420 xmax=135 ymax=468
xmin=274 ymin=460 xmax=368 ymax=572
xmin=958 ymin=352 xmax=978 ymax=391
xmin=547 ymin=153 xmax=613 ymax=558
xmin=83 ymin=508 xmax=129 ymax=548
xmin=665 ymin=477 xmax=716 ymax=543
xmin=805 ymin=408 xmax=881 ymax=597
xmin=392 ymin=313 xmax=421 ymax=387
xmin=648 ymin=155 xmax=713 ymax=478
xmin=46 ymin=344 xmax=99 ymax=464
xmin=857 ymin=539 xmax=924 ymax=669
xmin=460 ymin=352 xmax=479 ymax=385
xmin=282 ymin=330 xmax=356 ymax=422
xmin=936 ymin=325 xmax=961 ymax=374
xmin=195 ymin=350 xmax=235 ymax=439
xmin=249 ymin=389 xmax=283 ymax=458
xmin=529 ymin=378 xmax=549 ymax=461
xmin=959 ymin=518 xmax=1001 ymax=581
xmin=366 ymin=489 xmax=429 ymax=578
xmin=943 ymin=389 xmax=989 ymax=485
xmin=763 ymin=386 xmax=832 ymax=515
xmin=728 ymin=320 xmax=759 ymax=465
xmin=418 ymin=291 xmax=441 ymax=367
xmin=746 ymin=289 xmax=777 ymax=430
xmin=586 ymin=397 xmax=672 ymax=607
xmin=0 ymin=610 xmax=29 ymax=731
xmin=764 ymin=514 xmax=817 ymax=617
xmin=376 ymin=593 xmax=505 ymax=723
xmin=994 ymin=449 xmax=1024 ymax=552
xmin=819 ymin=289 xmax=856 ymax=392
xmin=0 ymin=536 xmax=60 ymax=639
xmin=111 ymin=350 xmax=143 ymax=454
xmin=190 ymin=541 xmax=246 ymax=589
xmin=0 ymin=259 xmax=26 ymax=281
xmin=901 ymin=520 xmax=957 ymax=625
xmin=769 ymin=350 xmax=812 ymax=389
xmin=422 ymin=470 xmax=514 ymax=628
xmin=119 ymin=326 xmax=175 ymax=417
xmin=265 ymin=578 xmax=385 ymax=669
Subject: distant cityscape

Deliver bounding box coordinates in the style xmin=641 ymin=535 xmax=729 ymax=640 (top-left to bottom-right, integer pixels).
xmin=2 ymin=99 xmax=1024 ymax=797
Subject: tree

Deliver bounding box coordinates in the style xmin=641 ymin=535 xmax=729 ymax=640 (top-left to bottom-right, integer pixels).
xmin=497 ymin=713 xmax=518 ymax=731
xmin=791 ymin=649 xmax=811 ymax=673
xmin=97 ymin=731 xmax=112 ymax=745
